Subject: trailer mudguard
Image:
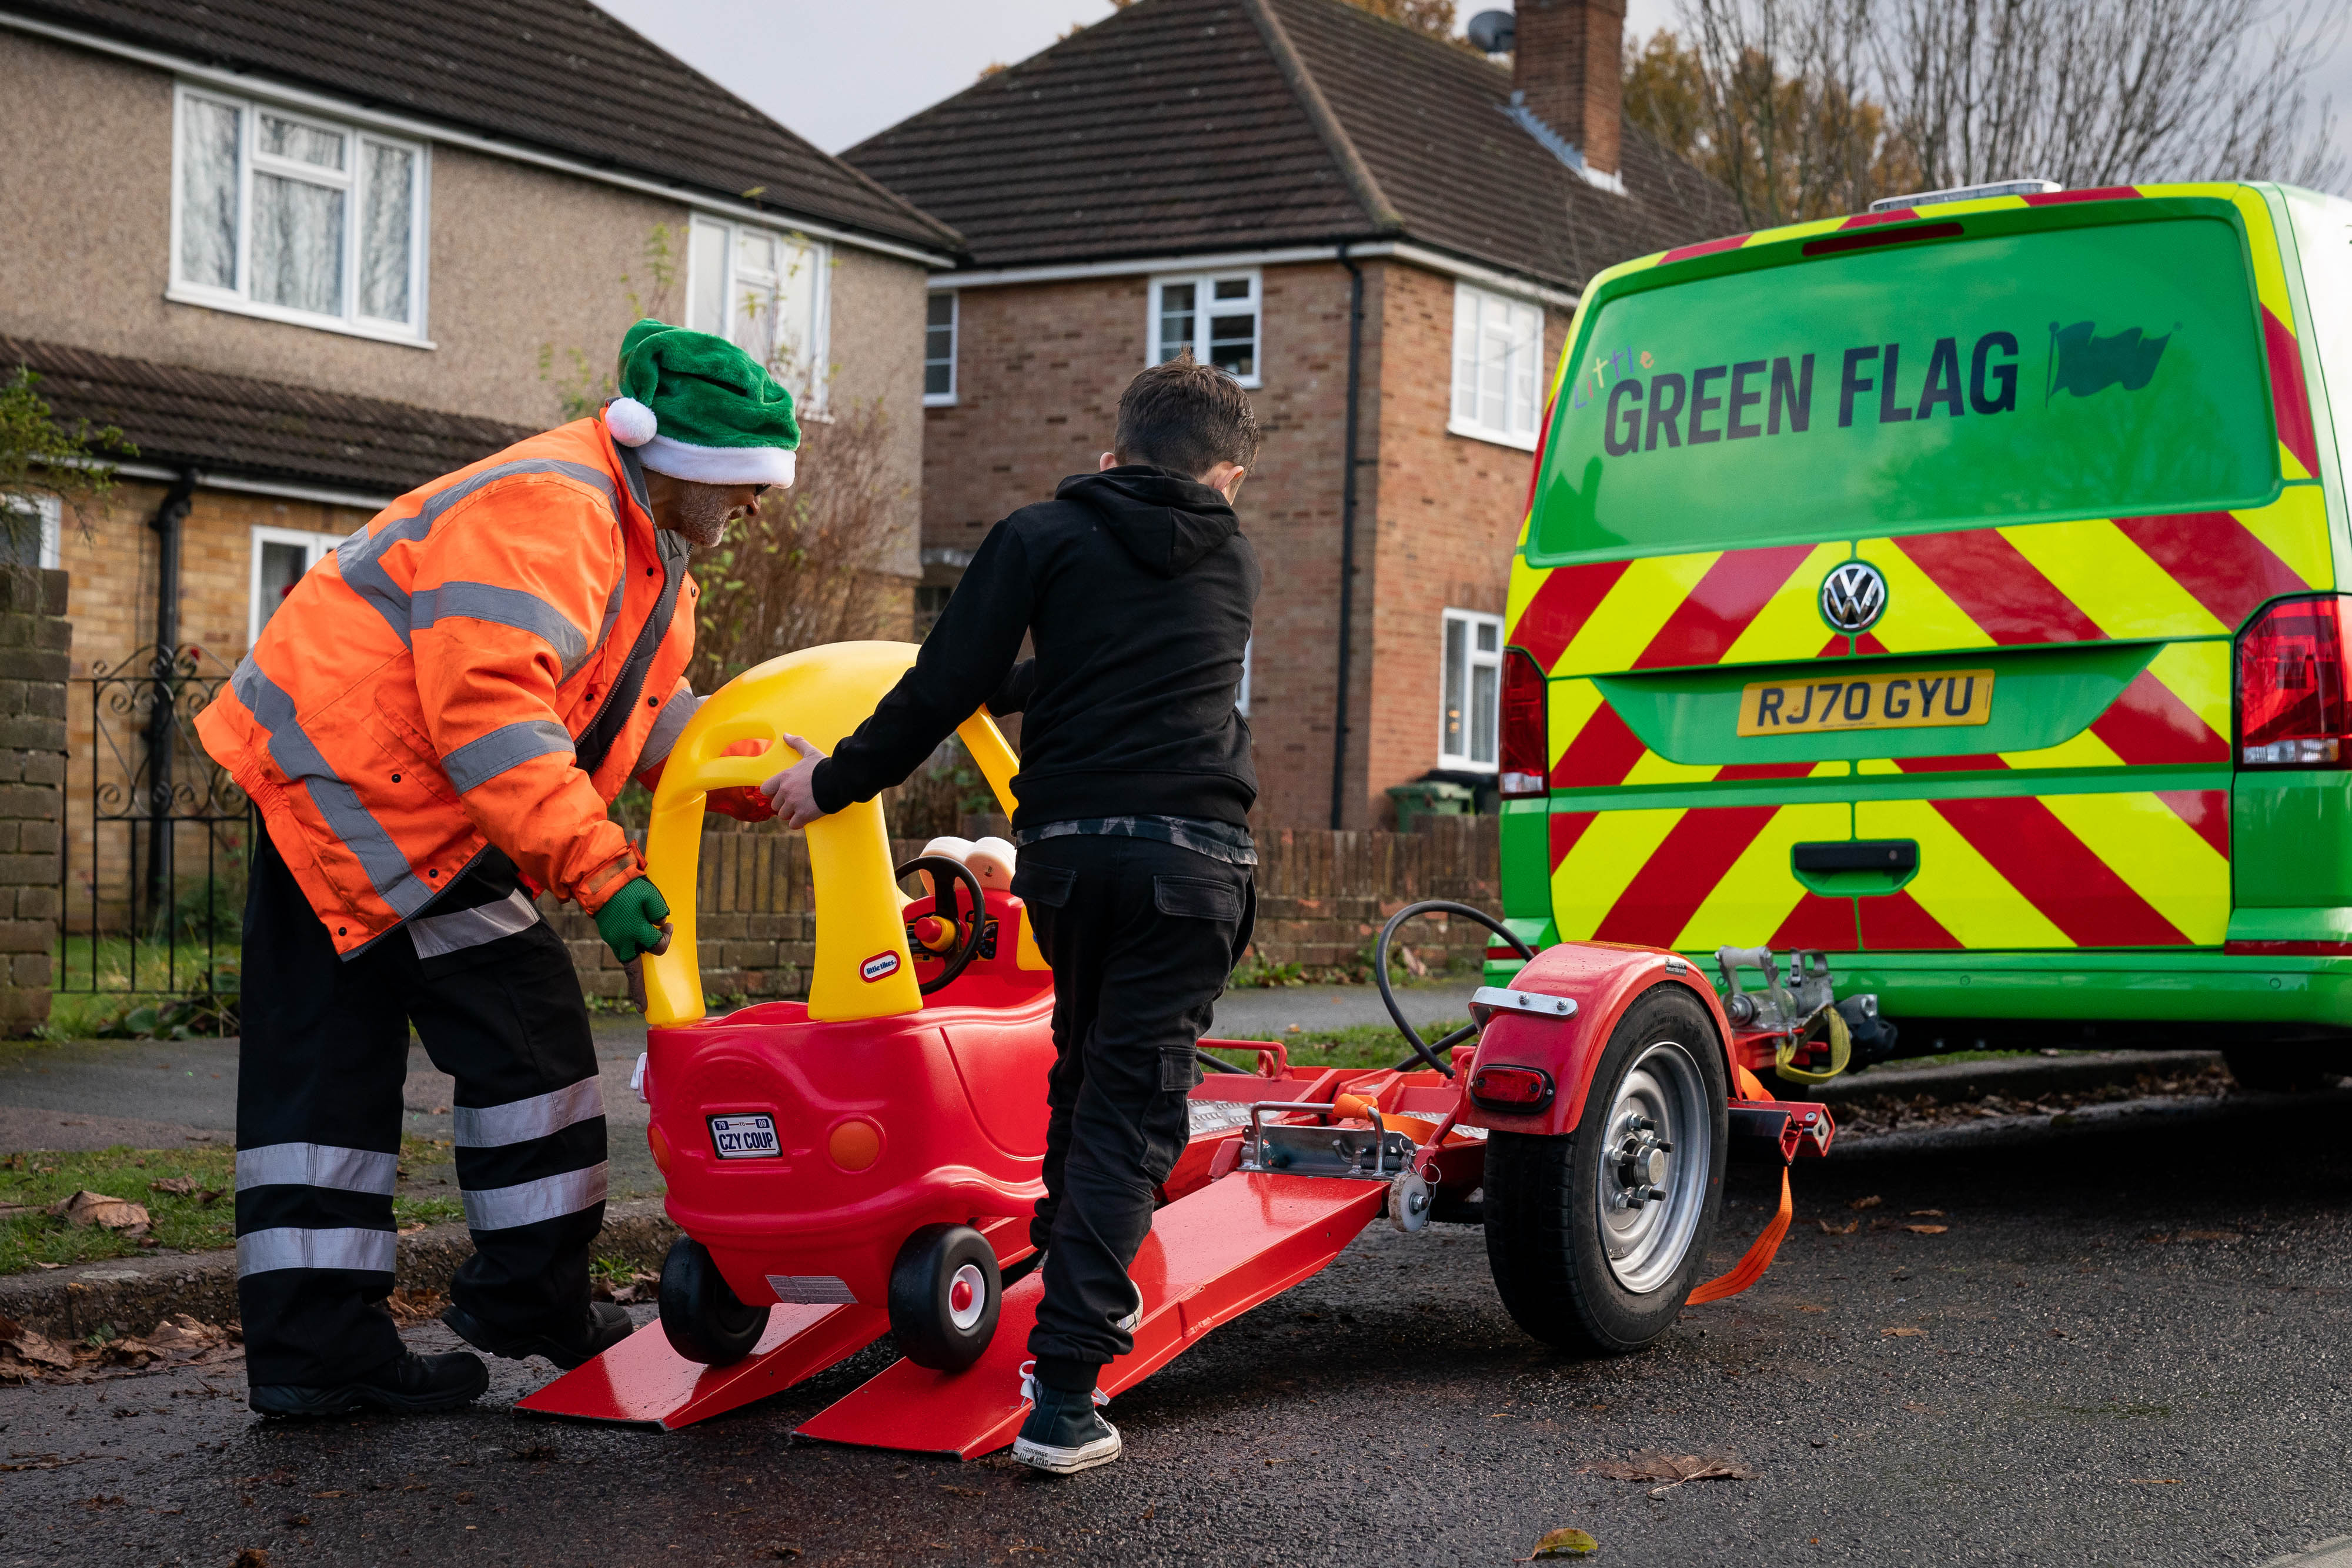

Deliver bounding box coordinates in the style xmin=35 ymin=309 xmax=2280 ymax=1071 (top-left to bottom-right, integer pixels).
xmin=1460 ymin=944 xmax=1738 ymax=1138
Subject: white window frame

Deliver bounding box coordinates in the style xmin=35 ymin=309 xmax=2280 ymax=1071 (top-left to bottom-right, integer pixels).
xmin=1438 ymin=608 xmax=1506 ymax=771
xmin=924 ymin=290 xmax=958 ymax=406
xmin=166 ymin=83 xmax=432 ymax=347
xmin=1 ymin=494 xmax=61 ymax=572
xmin=1448 ymin=281 xmax=1544 ymax=451
xmin=686 ymin=215 xmax=831 ymax=413
xmin=1148 ymin=270 xmax=1262 ymax=388
xmin=248 ymin=525 xmax=346 ymax=646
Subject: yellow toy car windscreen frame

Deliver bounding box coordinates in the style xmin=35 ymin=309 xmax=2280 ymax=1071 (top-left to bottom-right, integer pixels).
xmin=635 ymin=641 xmax=1021 ymax=1025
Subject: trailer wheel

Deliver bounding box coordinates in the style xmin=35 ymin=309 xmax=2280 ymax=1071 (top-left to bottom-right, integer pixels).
xmin=888 ymin=1223 xmax=1001 ymax=1371
xmin=1484 ymin=985 xmax=1728 ymax=1355
xmin=658 ymin=1237 xmax=768 ymax=1366
xmin=2223 ymin=1045 xmax=2350 ymax=1093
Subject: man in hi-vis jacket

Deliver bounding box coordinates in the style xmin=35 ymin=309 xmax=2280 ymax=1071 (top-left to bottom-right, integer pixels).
xmin=198 ymin=322 xmax=788 ymax=1416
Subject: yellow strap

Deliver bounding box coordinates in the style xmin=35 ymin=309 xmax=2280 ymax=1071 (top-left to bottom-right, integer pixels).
xmin=1773 ymin=1003 xmax=1851 ymax=1085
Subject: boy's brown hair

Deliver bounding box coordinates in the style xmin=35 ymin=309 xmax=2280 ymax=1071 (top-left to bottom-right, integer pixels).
xmin=1113 ymin=355 xmax=1261 ymax=480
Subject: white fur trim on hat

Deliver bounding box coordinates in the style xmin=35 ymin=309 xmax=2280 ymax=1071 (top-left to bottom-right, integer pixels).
xmin=634 ymin=435 xmax=797 ymax=487
xmin=604 ymin=396 xmax=658 ymax=446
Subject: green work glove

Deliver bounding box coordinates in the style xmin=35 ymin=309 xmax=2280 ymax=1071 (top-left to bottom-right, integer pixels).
xmin=595 ymin=877 xmax=673 ymax=964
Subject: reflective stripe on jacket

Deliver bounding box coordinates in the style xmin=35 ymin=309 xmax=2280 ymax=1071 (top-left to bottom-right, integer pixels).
xmin=196 ymin=416 xmax=699 ymax=957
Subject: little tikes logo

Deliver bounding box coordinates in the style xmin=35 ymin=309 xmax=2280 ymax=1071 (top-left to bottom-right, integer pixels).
xmin=860 ymin=951 xmax=902 ymax=983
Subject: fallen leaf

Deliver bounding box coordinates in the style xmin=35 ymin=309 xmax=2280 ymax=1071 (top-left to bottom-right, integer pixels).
xmin=508 ymin=1444 xmax=558 ymax=1463
xmin=1 ymin=1316 xmax=78 ymax=1376
xmin=1528 ymin=1526 xmax=1599 ymax=1558
xmin=1881 ymin=1326 xmax=1926 ymax=1338
xmin=309 ymin=1489 xmax=347 ymax=1499
xmin=1905 ymin=1224 xmax=1950 ymax=1235
xmin=2126 ymin=1477 xmax=2183 ymax=1485
xmin=397 ymin=1222 xmax=427 ymax=1235
xmin=1796 ymin=1304 xmax=1828 ymax=1314
xmin=50 ymin=1191 xmax=149 ymax=1232
xmin=197 ymin=1188 xmax=226 ymax=1205
xmin=938 ymin=1483 xmax=983 ymax=1497
xmin=1849 ymin=1195 xmax=1882 ymax=1211
xmin=1907 ymin=1208 xmax=1945 ymax=1217
xmin=235 ymin=1552 xmax=270 ymax=1568
xmin=148 ymin=1177 xmax=199 ymax=1196
xmin=1583 ymin=1450 xmax=1753 ymax=1489
xmin=453 ymin=1490 xmax=475 ymax=1503
xmin=1817 ymin=1220 xmax=1859 ymax=1236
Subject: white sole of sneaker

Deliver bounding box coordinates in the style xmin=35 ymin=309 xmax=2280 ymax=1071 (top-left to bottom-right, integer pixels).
xmin=1011 ymin=1429 xmax=1123 ymax=1475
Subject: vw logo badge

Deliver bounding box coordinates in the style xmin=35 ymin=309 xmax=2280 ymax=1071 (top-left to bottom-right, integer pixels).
xmin=1820 ymin=560 xmax=1887 ymax=635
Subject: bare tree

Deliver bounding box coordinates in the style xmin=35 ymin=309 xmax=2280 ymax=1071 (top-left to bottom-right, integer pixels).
xmin=1875 ymin=0 xmax=2345 ymax=193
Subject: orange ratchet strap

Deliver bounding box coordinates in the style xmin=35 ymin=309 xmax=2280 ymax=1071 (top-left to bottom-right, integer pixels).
xmin=1688 ymin=1061 xmax=1795 ymax=1306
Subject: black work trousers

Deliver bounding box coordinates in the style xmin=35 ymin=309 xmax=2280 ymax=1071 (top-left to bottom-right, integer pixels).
xmin=1010 ymin=834 xmax=1254 ymax=1373
xmin=235 ymin=831 xmax=607 ymax=1388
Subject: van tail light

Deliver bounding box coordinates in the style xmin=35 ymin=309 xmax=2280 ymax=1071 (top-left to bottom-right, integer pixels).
xmin=2239 ymin=595 xmax=2351 ymax=767
xmin=1500 ymin=647 xmax=1549 ymax=796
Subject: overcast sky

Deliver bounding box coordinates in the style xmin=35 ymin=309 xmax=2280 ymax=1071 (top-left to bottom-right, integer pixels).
xmin=594 ymin=0 xmax=2348 ymax=184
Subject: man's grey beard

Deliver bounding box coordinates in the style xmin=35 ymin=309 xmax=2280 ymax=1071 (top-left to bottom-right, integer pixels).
xmin=671 ymin=484 xmax=739 ymax=548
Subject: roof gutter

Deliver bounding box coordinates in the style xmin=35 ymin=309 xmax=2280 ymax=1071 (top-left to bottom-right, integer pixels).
xmin=0 ymin=11 xmax=960 ymax=270
xmin=1331 ymin=240 xmax=1367 ymax=830
xmin=931 ymin=240 xmax=1578 ymax=309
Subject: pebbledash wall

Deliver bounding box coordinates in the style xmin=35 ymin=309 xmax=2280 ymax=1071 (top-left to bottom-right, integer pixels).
xmin=921 ymin=258 xmax=1566 ymax=829
xmin=546 ymin=813 xmax=1501 ymax=1007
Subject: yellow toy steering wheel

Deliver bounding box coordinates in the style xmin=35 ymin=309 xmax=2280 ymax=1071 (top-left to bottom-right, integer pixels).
xmin=635 ymin=641 xmax=1023 ymax=1026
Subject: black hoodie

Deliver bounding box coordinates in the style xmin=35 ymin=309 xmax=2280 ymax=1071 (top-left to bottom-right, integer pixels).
xmin=811 ymin=466 xmax=1260 ymax=828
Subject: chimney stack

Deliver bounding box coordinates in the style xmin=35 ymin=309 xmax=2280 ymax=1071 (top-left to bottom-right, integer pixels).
xmin=1512 ymin=0 xmax=1625 ymax=179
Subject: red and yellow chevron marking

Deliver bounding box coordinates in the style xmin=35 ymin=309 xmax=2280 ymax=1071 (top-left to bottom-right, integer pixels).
xmin=1545 ymin=787 xmax=2230 ymax=952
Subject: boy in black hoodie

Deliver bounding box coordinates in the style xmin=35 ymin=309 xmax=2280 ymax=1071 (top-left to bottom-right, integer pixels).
xmin=764 ymin=359 xmax=1260 ymax=1473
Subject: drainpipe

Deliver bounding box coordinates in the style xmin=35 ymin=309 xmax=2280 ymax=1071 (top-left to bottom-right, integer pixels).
xmin=143 ymin=469 xmax=197 ymax=924
xmin=1330 ymin=243 xmax=1366 ymax=830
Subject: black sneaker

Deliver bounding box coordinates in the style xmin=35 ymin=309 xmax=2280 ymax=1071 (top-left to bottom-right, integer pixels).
xmin=1011 ymin=1376 xmax=1121 ymax=1475
xmin=442 ymin=1300 xmax=633 ymax=1370
xmin=249 ymin=1349 xmax=488 ymax=1417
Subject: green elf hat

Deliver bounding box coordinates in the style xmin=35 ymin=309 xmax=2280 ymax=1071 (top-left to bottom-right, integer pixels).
xmin=603 ymin=319 xmax=800 ymax=486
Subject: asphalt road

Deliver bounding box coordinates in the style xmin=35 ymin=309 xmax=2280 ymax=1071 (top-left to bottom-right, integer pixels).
xmin=5 ymin=1091 xmax=2350 ymax=1567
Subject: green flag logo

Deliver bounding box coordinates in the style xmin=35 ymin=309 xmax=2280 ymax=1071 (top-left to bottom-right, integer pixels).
xmin=2045 ymin=320 xmax=2172 ymax=402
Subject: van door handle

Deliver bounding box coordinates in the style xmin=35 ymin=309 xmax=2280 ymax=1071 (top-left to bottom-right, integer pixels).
xmin=1792 ymin=840 xmax=1919 ymax=874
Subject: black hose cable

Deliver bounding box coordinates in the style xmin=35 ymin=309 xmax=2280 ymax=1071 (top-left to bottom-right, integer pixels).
xmin=1390 ymin=1022 xmax=1479 ymax=1076
xmin=1195 ymin=1048 xmax=1251 ymax=1074
xmin=1375 ymin=900 xmax=1537 ymax=1076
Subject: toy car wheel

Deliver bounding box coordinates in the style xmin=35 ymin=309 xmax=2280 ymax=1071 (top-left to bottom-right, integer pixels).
xmin=657 ymin=1237 xmax=768 ymax=1366
xmin=1484 ymin=984 xmax=1728 ymax=1356
xmin=888 ymin=1223 xmax=1001 ymax=1371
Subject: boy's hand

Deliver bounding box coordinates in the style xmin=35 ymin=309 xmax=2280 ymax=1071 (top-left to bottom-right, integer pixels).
xmin=761 ymin=734 xmax=830 ymax=830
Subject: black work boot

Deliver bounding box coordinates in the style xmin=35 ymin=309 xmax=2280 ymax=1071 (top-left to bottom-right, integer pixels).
xmin=442 ymin=1300 xmax=633 ymax=1370
xmin=249 ymin=1349 xmax=489 ymax=1417
xmin=1011 ymin=1365 xmax=1120 ymax=1475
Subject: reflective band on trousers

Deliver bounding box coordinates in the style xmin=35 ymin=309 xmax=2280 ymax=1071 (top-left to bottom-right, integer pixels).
xmin=442 ymin=719 xmax=576 ymax=793
xmin=236 ymin=1225 xmax=397 ymax=1277
xmin=407 ymin=887 xmax=541 ymax=959
xmin=236 ymin=1142 xmax=399 ymax=1195
xmin=452 ymin=1076 xmax=604 ymax=1149
xmin=461 ymin=1162 xmax=608 ymax=1231
xmin=336 ymin=458 xmax=619 ymax=645
xmin=411 ymin=580 xmax=590 ymax=678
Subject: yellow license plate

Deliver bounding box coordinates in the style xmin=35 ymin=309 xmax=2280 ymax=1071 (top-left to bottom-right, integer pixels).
xmin=1736 ymin=669 xmax=1994 ymax=737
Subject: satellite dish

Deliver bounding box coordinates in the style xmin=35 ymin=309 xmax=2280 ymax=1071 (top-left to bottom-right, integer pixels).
xmin=1466 ymin=9 xmax=1515 ymax=52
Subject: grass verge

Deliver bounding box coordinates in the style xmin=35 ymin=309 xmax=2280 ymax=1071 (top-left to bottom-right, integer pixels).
xmin=1204 ymin=1018 xmax=1472 ymax=1074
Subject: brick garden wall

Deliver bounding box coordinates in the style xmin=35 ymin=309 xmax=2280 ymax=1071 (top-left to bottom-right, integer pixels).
xmin=548 ymin=813 xmax=1502 ymax=1005
xmin=0 ymin=569 xmax=70 ymax=1034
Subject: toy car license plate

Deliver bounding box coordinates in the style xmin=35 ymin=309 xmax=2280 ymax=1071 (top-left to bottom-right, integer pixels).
xmin=707 ymin=1114 xmax=780 ymax=1159
xmin=1736 ymin=669 xmax=1993 ymax=737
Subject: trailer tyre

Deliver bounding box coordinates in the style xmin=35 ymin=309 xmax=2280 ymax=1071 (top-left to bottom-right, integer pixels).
xmin=1484 ymin=984 xmax=1728 ymax=1356
xmin=889 ymin=1223 xmax=1001 ymax=1372
xmin=658 ymin=1237 xmax=768 ymax=1366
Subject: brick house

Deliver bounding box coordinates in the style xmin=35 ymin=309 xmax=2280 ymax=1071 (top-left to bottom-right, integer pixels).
xmin=847 ymin=0 xmax=1739 ymax=828
xmin=0 ymin=0 xmax=958 ymax=932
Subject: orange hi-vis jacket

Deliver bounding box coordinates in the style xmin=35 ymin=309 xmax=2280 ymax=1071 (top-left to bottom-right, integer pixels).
xmin=197 ymin=414 xmax=704 ymax=957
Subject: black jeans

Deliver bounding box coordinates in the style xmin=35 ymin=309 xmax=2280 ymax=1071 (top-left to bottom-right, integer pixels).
xmin=1010 ymin=834 xmax=1254 ymax=1376
xmin=235 ymin=833 xmax=607 ymax=1388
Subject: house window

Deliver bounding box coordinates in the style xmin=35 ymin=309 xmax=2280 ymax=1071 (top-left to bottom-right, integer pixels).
xmin=1440 ymin=610 xmax=1505 ymax=770
xmin=688 ymin=216 xmax=827 ymax=407
xmin=1450 ymin=282 xmax=1544 ymax=450
xmin=1150 ymin=271 xmax=1259 ymax=386
xmin=171 ymin=86 xmax=427 ymax=342
xmin=924 ymin=293 xmax=958 ymax=404
xmin=249 ymin=526 xmax=345 ymax=644
xmin=0 ymin=494 xmax=59 ymax=571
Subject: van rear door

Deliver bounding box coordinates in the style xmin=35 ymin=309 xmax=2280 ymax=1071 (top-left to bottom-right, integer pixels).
xmin=1512 ymin=186 xmax=2327 ymax=957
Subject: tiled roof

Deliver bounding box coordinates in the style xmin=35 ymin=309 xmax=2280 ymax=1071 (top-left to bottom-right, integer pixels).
xmin=3 ymin=336 xmax=534 ymax=500
xmin=845 ymin=0 xmax=1740 ymax=292
xmin=2 ymin=0 xmax=961 ymax=257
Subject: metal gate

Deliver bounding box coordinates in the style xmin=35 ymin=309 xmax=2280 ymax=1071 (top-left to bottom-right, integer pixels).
xmin=58 ymin=644 xmax=248 ymax=1021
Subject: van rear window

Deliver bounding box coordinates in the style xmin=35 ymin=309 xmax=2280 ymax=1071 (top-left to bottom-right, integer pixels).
xmin=1529 ymin=215 xmax=2279 ymax=564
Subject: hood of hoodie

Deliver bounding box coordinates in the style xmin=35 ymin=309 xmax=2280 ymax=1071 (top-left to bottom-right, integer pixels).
xmin=1055 ymin=466 xmax=1239 ymax=578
